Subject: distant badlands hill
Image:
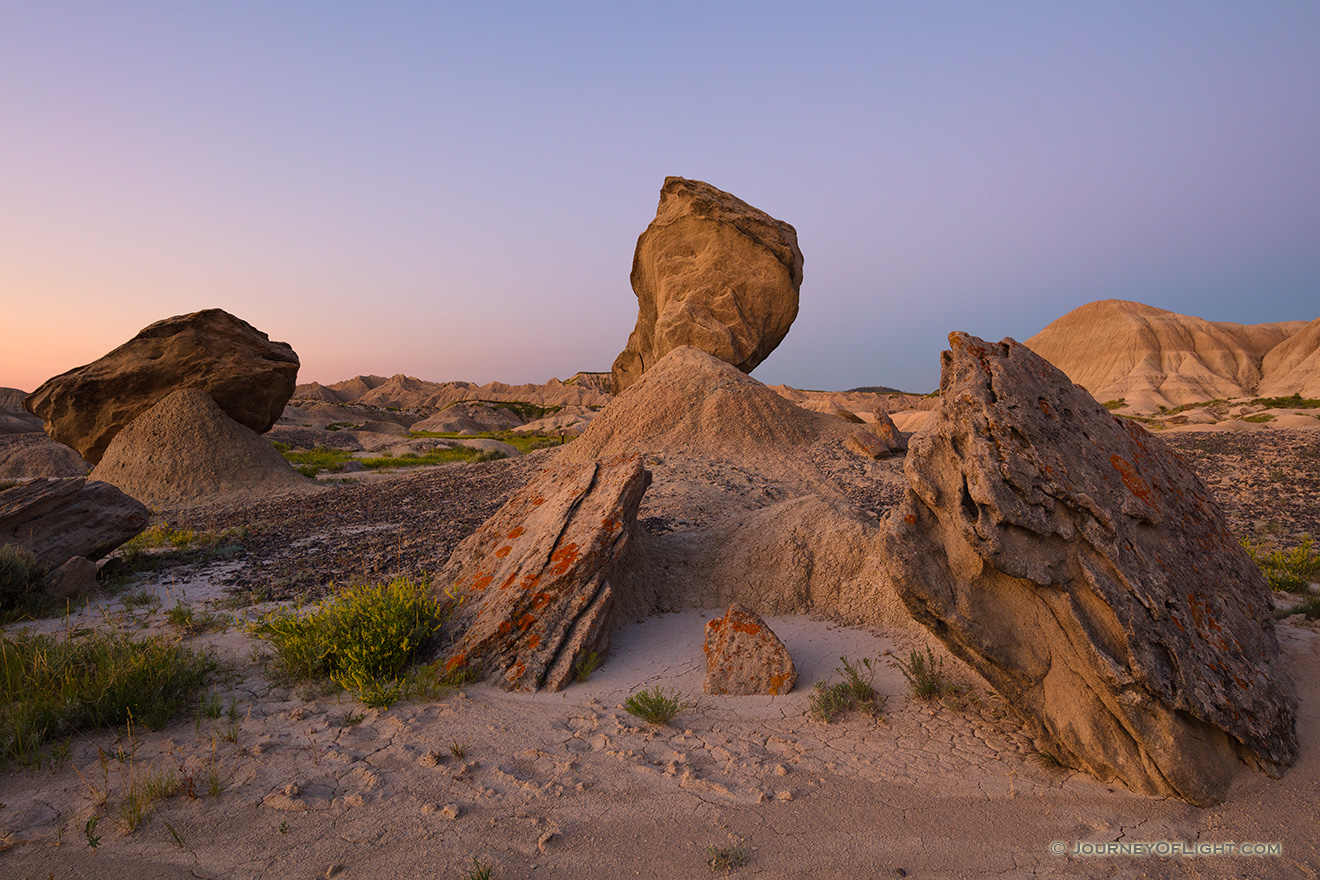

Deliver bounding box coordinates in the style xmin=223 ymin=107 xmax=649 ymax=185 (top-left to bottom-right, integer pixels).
xmin=1024 ymin=299 xmax=1320 ymax=411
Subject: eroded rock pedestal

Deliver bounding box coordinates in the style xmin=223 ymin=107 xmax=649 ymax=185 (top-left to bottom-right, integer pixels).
xmin=611 ymin=177 xmax=802 ymax=394
xmin=436 ymin=455 xmax=650 ymax=691
xmin=879 ymin=332 xmax=1298 ymax=805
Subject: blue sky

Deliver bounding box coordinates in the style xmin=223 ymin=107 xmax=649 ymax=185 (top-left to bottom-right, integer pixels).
xmin=3 ymin=2 xmax=1318 ymax=393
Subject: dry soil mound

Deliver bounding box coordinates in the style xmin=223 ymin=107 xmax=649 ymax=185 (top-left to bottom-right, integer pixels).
xmin=1024 ymin=299 xmax=1308 ymax=410
xmin=90 ymin=387 xmax=313 ymax=507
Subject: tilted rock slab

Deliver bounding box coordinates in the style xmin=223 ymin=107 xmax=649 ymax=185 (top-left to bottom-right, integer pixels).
xmin=0 ymin=477 xmax=148 ymax=569
xmin=611 ymin=177 xmax=803 ymax=393
xmin=25 ymin=309 xmax=299 ymax=464
xmin=879 ymin=332 xmax=1297 ymax=805
xmin=436 ymin=455 xmax=650 ymax=691
xmin=704 ymin=604 xmax=798 ymax=696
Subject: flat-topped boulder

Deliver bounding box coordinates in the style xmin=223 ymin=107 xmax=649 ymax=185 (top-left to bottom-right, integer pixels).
xmin=879 ymin=332 xmax=1298 ymax=805
xmin=611 ymin=177 xmax=802 ymax=393
xmin=25 ymin=309 xmax=299 ymax=463
xmin=436 ymin=455 xmax=650 ymax=692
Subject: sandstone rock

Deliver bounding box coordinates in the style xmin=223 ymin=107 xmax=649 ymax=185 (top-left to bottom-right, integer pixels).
xmin=843 ymin=430 xmax=890 ymax=460
xmin=44 ymin=556 xmax=98 ymax=600
xmin=0 ymin=477 xmax=148 ymax=568
xmin=879 ymin=332 xmax=1298 ymax=805
xmin=868 ymin=411 xmax=908 ymax=452
xmin=611 ymin=177 xmax=803 ymax=393
xmin=0 ymin=434 xmax=91 ymax=479
xmin=25 ymin=309 xmax=299 ymax=464
xmin=703 ymin=604 xmax=797 ymax=696
xmin=89 ymin=387 xmax=312 ymax=508
xmin=436 ymin=455 xmax=650 ymax=691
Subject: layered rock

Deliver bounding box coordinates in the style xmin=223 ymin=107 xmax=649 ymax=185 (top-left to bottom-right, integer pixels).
xmin=0 ymin=477 xmax=148 ymax=568
xmin=436 ymin=455 xmax=650 ymax=691
xmin=25 ymin=309 xmax=299 ymax=463
xmin=879 ymin=332 xmax=1298 ymax=805
xmin=703 ymin=604 xmax=797 ymax=696
xmin=89 ymin=388 xmax=311 ymax=507
xmin=1258 ymin=316 xmax=1320 ymax=399
xmin=611 ymin=177 xmax=803 ymax=393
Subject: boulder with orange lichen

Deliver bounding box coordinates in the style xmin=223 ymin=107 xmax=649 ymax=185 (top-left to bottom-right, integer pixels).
xmin=434 ymin=454 xmax=650 ymax=691
xmin=703 ymin=604 xmax=797 ymax=696
xmin=879 ymin=331 xmax=1298 ymax=806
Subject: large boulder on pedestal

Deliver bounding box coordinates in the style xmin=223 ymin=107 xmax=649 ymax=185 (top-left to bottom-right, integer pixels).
xmin=611 ymin=177 xmax=802 ymax=394
xmin=879 ymin=332 xmax=1297 ymax=806
xmin=25 ymin=309 xmax=299 ymax=464
xmin=436 ymin=455 xmax=650 ymax=692
xmin=0 ymin=477 xmax=148 ymax=568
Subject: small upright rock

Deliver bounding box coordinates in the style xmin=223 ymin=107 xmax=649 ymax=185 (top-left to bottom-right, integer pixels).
xmin=703 ymin=604 xmax=797 ymax=696
xmin=880 ymin=332 xmax=1298 ymax=805
xmin=612 ymin=178 xmax=803 ymax=393
xmin=436 ymin=455 xmax=650 ymax=692
xmin=0 ymin=477 xmax=148 ymax=568
xmin=25 ymin=309 xmax=299 ymax=464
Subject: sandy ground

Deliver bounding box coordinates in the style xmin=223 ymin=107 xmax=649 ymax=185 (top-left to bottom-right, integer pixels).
xmin=2 ymin=553 xmax=1318 ymax=880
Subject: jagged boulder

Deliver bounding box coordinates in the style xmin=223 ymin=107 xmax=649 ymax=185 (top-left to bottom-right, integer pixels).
xmin=436 ymin=455 xmax=650 ymax=691
xmin=879 ymin=332 xmax=1298 ymax=806
xmin=611 ymin=177 xmax=802 ymax=393
xmin=0 ymin=477 xmax=148 ymax=568
xmin=703 ymin=604 xmax=797 ymax=696
xmin=25 ymin=309 xmax=299 ymax=464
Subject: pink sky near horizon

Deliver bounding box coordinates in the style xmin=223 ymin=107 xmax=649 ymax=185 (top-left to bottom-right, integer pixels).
xmin=3 ymin=4 xmax=1318 ymax=395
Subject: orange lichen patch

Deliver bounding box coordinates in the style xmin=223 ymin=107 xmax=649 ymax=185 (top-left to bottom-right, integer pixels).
xmin=732 ymin=620 xmax=763 ymax=636
xmin=526 ymin=634 xmax=541 ymax=649
xmin=471 ymin=573 xmax=493 ymax=591
xmin=1110 ymin=455 xmax=1155 ymax=507
xmin=494 ymin=545 xmax=512 ymax=558
xmin=904 ymin=513 xmax=917 ymax=525
xmin=497 ymin=621 xmax=513 ymax=636
xmin=507 ymin=526 xmax=525 ymax=540
xmin=530 ymin=591 xmax=554 ymax=611
xmin=768 ymin=673 xmax=787 ymax=695
xmin=549 ymin=544 xmax=580 ymax=576
xmin=707 ymin=618 xmax=724 ymax=632
xmin=501 ymin=572 xmax=518 ymax=590
xmin=1037 ymin=399 xmax=1054 ymax=418
xmin=519 ymin=572 xmax=541 ymax=591
xmin=601 ymin=517 xmax=621 ymax=532
xmin=517 ymin=613 xmax=537 ymax=631
xmin=532 ymin=497 xmax=545 ymax=506
xmin=444 ymin=654 xmax=467 ymax=673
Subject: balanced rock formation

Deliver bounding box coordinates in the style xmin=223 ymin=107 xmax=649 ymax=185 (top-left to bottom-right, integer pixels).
xmin=436 ymin=455 xmax=650 ymax=692
xmin=26 ymin=309 xmax=299 ymax=464
xmin=89 ymin=388 xmax=311 ymax=508
xmin=1023 ymin=299 xmax=1311 ymax=410
xmin=880 ymin=332 xmax=1298 ymax=805
xmin=611 ymin=177 xmax=803 ymax=394
xmin=703 ymin=604 xmax=797 ymax=696
xmin=0 ymin=477 xmax=148 ymax=568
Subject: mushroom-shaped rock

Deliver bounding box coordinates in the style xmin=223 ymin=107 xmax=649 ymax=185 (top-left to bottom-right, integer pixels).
xmin=703 ymin=604 xmax=797 ymax=696
xmin=436 ymin=455 xmax=650 ymax=691
xmin=25 ymin=309 xmax=299 ymax=464
xmin=879 ymin=332 xmax=1298 ymax=805
xmin=611 ymin=177 xmax=802 ymax=393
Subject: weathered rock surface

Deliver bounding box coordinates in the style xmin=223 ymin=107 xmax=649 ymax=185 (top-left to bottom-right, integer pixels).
xmin=703 ymin=604 xmax=797 ymax=696
xmin=25 ymin=309 xmax=299 ymax=463
xmin=89 ymin=388 xmax=312 ymax=508
xmin=0 ymin=434 xmax=91 ymax=479
xmin=44 ymin=556 xmax=98 ymax=600
xmin=436 ymin=455 xmax=650 ymax=692
xmin=880 ymin=332 xmax=1298 ymax=805
xmin=611 ymin=177 xmax=803 ymax=393
xmin=868 ymin=411 xmax=908 ymax=452
xmin=0 ymin=477 xmax=148 ymax=568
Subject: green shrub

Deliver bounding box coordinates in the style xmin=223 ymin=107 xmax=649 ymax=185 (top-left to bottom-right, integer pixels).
xmin=1294 ymin=594 xmax=1320 ymax=620
xmin=809 ymin=656 xmax=883 ymax=722
xmin=622 ymin=686 xmax=687 ymax=725
xmin=891 ymin=646 xmax=960 ymax=700
xmin=0 ymin=631 xmax=217 ymax=765
xmin=1242 ymin=536 xmax=1320 ymax=591
xmin=253 ymin=578 xmax=448 ymax=708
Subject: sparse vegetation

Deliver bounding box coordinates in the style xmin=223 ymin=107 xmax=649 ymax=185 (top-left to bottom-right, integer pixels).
xmin=252 ymin=578 xmax=448 ymax=708
xmin=0 ymin=630 xmax=217 ymax=766
xmin=1241 ymin=413 xmax=1275 ymax=423
xmin=464 ymin=857 xmax=494 ymax=880
xmin=574 ymin=649 xmax=602 ymax=682
xmin=407 ymin=430 xmax=566 ymax=455
xmin=1250 ymin=394 xmax=1320 ymax=410
xmin=1242 ymin=536 xmax=1320 ymax=592
xmin=622 ymin=686 xmax=687 ymax=725
xmin=891 ymin=646 xmax=960 ymax=700
xmin=0 ymin=544 xmax=49 ymax=622
xmin=808 ymin=656 xmax=884 ymax=723
xmin=1101 ymin=399 xmax=1126 ymax=411
xmin=166 ymin=603 xmax=230 ymax=635
xmin=707 ymin=842 xmax=749 ymax=873
xmin=274 ymin=444 xmax=513 ymax=477
xmin=1292 ymin=594 xmax=1320 ymax=620
xmin=107 ymin=523 xmax=247 ymax=585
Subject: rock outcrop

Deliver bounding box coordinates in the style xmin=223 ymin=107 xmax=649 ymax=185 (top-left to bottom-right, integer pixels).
xmin=703 ymin=604 xmax=797 ymax=696
xmin=880 ymin=332 xmax=1298 ymax=805
xmin=89 ymin=388 xmax=312 ymax=508
xmin=0 ymin=434 xmax=91 ymax=479
xmin=1258 ymin=316 xmax=1320 ymax=400
xmin=25 ymin=309 xmax=299 ymax=463
xmin=611 ymin=177 xmax=803 ymax=393
xmin=0 ymin=477 xmax=148 ymax=568
xmin=436 ymin=455 xmax=650 ymax=692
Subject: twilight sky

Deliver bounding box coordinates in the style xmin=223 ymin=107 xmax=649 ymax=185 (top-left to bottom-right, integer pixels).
xmin=3 ymin=3 xmax=1318 ymax=394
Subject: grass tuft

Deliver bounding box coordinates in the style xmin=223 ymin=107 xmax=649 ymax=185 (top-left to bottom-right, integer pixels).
xmin=706 ymin=842 xmax=749 ymax=873
xmin=622 ymin=686 xmax=687 ymax=725
xmin=808 ymin=656 xmax=884 ymax=723
xmin=891 ymin=646 xmax=960 ymax=700
xmin=252 ymin=578 xmax=448 ymax=708
xmin=0 ymin=544 xmax=49 ymax=622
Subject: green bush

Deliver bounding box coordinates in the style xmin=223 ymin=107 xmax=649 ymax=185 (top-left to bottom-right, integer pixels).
xmin=622 ymin=686 xmax=687 ymax=725
xmin=891 ymin=646 xmax=960 ymax=700
xmin=0 ymin=631 xmax=217 ymax=765
xmin=1242 ymin=536 xmax=1320 ymax=592
xmin=253 ymin=578 xmax=448 ymax=708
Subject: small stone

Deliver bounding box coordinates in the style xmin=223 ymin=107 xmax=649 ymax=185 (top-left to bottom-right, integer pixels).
xmin=772 ymin=764 xmax=789 ymax=776
xmin=537 ymin=831 xmax=556 ymax=852
xmin=419 ymin=750 xmax=442 ymax=767
xmin=284 ymin=783 xmax=300 ymax=797
xmin=703 ymin=604 xmax=797 ymax=696
xmin=441 ymin=804 xmax=461 ymax=820
xmin=776 ymin=790 xmax=793 ymax=801
xmin=325 ymin=866 xmax=343 ymax=879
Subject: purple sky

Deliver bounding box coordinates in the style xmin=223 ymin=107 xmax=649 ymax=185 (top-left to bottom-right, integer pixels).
xmin=3 ymin=3 xmax=1318 ymax=394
